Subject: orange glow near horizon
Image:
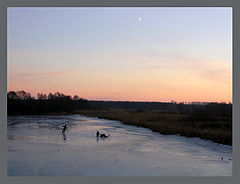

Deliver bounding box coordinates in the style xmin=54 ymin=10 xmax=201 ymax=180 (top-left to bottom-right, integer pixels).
xmin=7 ymin=59 xmax=232 ymax=103
xmin=7 ymin=8 xmax=232 ymax=103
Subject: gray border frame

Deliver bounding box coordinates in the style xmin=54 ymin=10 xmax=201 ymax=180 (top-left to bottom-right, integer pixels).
xmin=0 ymin=0 xmax=239 ymax=183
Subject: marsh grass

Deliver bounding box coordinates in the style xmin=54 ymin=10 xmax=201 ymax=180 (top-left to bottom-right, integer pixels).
xmin=75 ymin=109 xmax=232 ymax=145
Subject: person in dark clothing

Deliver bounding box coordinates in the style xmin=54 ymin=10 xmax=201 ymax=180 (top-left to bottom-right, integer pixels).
xmin=96 ymin=131 xmax=100 ymax=137
xmin=62 ymin=124 xmax=67 ymax=134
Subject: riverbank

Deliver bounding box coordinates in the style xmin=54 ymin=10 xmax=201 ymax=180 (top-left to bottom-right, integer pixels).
xmin=75 ymin=109 xmax=232 ymax=145
xmin=8 ymin=114 xmax=232 ymax=176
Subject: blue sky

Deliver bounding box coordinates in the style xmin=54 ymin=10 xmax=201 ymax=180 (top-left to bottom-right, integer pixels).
xmin=7 ymin=7 xmax=232 ymax=102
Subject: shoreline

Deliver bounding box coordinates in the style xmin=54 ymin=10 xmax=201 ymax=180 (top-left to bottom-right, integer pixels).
xmin=8 ymin=113 xmax=232 ymax=176
xmin=8 ymin=109 xmax=232 ymax=146
xmin=74 ymin=109 xmax=232 ymax=146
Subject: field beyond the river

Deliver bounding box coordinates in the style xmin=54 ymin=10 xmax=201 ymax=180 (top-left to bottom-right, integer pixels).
xmin=75 ymin=109 xmax=232 ymax=145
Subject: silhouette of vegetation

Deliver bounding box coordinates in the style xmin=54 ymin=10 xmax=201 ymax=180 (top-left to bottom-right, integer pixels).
xmin=87 ymin=100 xmax=229 ymax=114
xmin=7 ymin=90 xmax=89 ymax=115
xmin=184 ymin=102 xmax=232 ymax=122
xmin=7 ymin=90 xmax=232 ymax=145
xmin=76 ymin=102 xmax=232 ymax=145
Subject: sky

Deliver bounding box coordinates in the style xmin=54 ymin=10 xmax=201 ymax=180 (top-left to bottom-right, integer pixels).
xmin=7 ymin=7 xmax=232 ymax=102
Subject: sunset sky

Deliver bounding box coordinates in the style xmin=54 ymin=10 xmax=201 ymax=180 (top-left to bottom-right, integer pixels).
xmin=7 ymin=7 xmax=232 ymax=102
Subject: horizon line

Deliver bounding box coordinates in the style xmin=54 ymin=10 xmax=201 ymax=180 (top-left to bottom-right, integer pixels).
xmin=7 ymin=89 xmax=232 ymax=104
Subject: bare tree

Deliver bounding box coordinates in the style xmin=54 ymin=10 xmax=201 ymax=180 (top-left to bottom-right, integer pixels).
xmin=7 ymin=91 xmax=18 ymax=99
xmin=48 ymin=92 xmax=53 ymax=100
xmin=16 ymin=90 xmax=32 ymax=100
xmin=37 ymin=93 xmax=47 ymax=100
xmin=73 ymin=95 xmax=79 ymax=100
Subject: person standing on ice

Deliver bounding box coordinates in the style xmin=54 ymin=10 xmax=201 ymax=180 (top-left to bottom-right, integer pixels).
xmin=62 ymin=124 xmax=67 ymax=134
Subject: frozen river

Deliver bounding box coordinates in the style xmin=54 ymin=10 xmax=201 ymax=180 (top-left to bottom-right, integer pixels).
xmin=7 ymin=115 xmax=232 ymax=176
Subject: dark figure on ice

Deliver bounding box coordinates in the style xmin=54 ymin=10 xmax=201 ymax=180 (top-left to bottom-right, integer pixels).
xmin=62 ymin=124 xmax=67 ymax=134
xmin=96 ymin=131 xmax=110 ymax=138
xmin=96 ymin=131 xmax=100 ymax=137
xmin=62 ymin=132 xmax=67 ymax=142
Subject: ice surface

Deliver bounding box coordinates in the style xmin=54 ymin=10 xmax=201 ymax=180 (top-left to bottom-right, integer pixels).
xmin=7 ymin=115 xmax=232 ymax=176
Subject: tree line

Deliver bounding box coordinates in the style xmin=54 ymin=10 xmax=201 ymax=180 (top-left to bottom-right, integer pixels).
xmin=7 ymin=90 xmax=89 ymax=115
xmin=88 ymin=100 xmax=232 ymax=123
xmin=7 ymin=90 xmax=232 ymax=123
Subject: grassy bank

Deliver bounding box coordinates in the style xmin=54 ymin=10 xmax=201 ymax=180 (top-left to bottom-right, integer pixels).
xmin=75 ymin=109 xmax=232 ymax=146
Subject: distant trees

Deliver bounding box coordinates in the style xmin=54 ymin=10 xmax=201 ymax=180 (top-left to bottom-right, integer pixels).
xmin=7 ymin=90 xmax=232 ymax=123
xmin=73 ymin=95 xmax=80 ymax=100
xmin=48 ymin=92 xmax=54 ymax=100
xmin=8 ymin=90 xmax=33 ymax=100
xmin=87 ymin=101 xmax=232 ymax=116
xmin=7 ymin=90 xmax=89 ymax=115
xmin=37 ymin=93 xmax=47 ymax=100
xmin=7 ymin=91 xmax=18 ymax=99
xmin=17 ymin=90 xmax=32 ymax=100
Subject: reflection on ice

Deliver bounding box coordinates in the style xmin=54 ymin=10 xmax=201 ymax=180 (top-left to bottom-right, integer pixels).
xmin=62 ymin=133 xmax=67 ymax=143
xmin=96 ymin=136 xmax=110 ymax=143
xmin=8 ymin=115 xmax=232 ymax=176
